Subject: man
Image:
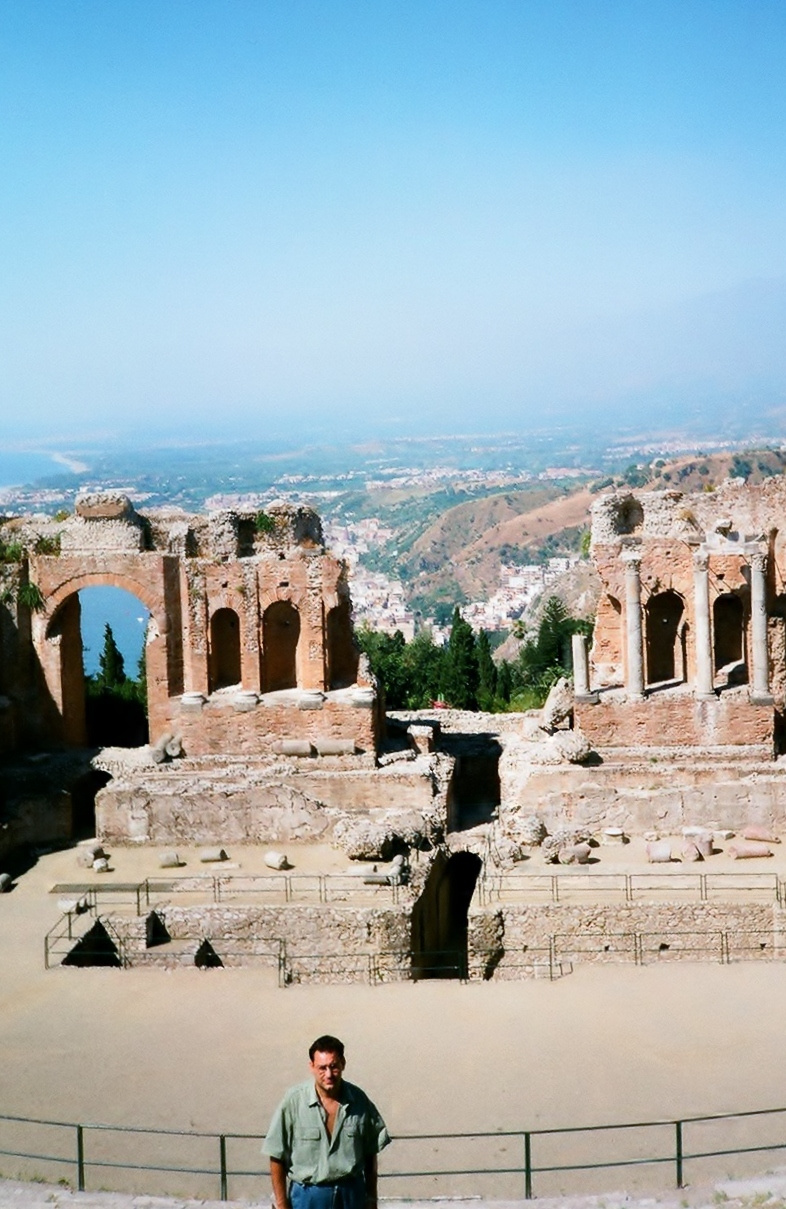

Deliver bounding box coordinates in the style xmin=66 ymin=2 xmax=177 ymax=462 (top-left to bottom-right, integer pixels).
xmin=264 ymin=1035 xmax=390 ymax=1209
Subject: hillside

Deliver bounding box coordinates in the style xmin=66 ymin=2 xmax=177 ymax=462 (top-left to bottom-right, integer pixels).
xmin=402 ymin=485 xmax=594 ymax=609
xmin=382 ymin=446 xmax=786 ymax=618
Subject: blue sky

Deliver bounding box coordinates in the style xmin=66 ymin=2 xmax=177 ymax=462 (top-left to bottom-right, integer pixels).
xmin=1 ymin=0 xmax=786 ymax=444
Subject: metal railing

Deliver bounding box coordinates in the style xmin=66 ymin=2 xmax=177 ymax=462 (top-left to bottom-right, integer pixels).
xmin=3 ymin=1104 xmax=786 ymax=1201
xmin=478 ymin=869 xmax=785 ymax=906
xmin=50 ymin=872 xmax=403 ymax=912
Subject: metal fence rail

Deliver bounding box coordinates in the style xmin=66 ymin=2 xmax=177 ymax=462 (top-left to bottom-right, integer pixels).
xmin=479 ymin=869 xmax=784 ymax=906
xmin=3 ymin=1104 xmax=786 ymax=1201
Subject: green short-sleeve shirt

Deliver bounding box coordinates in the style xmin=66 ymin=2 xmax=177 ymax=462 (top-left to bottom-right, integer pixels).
xmin=263 ymin=1079 xmax=390 ymax=1185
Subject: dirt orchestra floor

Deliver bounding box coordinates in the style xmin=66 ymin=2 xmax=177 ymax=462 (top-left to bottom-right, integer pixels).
xmin=3 ymin=840 xmax=786 ymax=1200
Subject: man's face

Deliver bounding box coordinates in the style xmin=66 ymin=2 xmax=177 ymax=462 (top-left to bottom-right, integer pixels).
xmin=310 ymin=1049 xmax=346 ymax=1094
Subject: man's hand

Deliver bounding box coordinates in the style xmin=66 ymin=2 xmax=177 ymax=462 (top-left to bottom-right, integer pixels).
xmin=270 ymin=1157 xmax=290 ymax=1209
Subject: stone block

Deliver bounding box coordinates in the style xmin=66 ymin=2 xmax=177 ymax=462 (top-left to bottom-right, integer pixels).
xmin=559 ymin=842 xmax=591 ymax=865
xmin=275 ymin=739 xmax=314 ymax=757
xmin=199 ymin=847 xmax=228 ymax=863
xmin=158 ymin=851 xmax=182 ymax=869
xmin=729 ymin=841 xmax=773 ymax=859
xmin=743 ymin=826 xmax=780 ymax=843
xmin=601 ymin=827 xmax=626 ymax=845
xmin=315 ymin=738 xmax=356 ymax=756
xmin=297 ymin=692 xmax=325 ymax=711
xmin=264 ymin=851 xmax=289 ymax=870
xmin=646 ymin=841 xmax=672 ymax=863
xmin=681 ymin=841 xmax=702 ymax=863
xmin=93 ymin=857 xmax=110 ymax=872
xmin=233 ymin=691 xmax=259 ymax=712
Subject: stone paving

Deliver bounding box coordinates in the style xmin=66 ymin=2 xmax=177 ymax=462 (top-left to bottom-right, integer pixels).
xmin=4 ymin=1171 xmax=786 ymax=1209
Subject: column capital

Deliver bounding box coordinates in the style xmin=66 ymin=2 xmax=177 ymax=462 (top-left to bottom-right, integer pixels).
xmin=621 ymin=550 xmax=642 ymax=570
xmin=749 ymin=550 xmax=768 ymax=574
xmin=692 ymin=550 xmax=710 ymax=572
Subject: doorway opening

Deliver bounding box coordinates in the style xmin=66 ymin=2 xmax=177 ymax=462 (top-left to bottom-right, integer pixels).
xmin=411 ymin=851 xmax=482 ymax=979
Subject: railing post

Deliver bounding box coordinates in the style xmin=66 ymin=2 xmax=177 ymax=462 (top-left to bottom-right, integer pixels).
xmin=76 ymin=1123 xmax=85 ymax=1191
xmin=524 ymin=1130 xmax=532 ymax=1198
xmin=675 ymin=1119 xmax=684 ymax=1188
xmin=219 ymin=1133 xmax=228 ymax=1200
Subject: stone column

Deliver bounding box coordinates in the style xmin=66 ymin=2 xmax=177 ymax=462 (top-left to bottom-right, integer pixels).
xmin=749 ymin=552 xmax=772 ymax=702
xmin=571 ymin=632 xmax=598 ymax=702
xmin=692 ymin=551 xmax=715 ymax=699
xmin=623 ymin=552 xmax=644 ymax=699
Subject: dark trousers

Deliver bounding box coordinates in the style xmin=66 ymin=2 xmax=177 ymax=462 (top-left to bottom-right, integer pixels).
xmin=290 ymin=1173 xmax=365 ymax=1209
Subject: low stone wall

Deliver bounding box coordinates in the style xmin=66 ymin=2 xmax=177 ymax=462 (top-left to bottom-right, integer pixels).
xmin=107 ymin=902 xmax=412 ymax=981
xmin=468 ymin=900 xmax=784 ymax=979
xmin=575 ymin=694 xmax=774 ymax=752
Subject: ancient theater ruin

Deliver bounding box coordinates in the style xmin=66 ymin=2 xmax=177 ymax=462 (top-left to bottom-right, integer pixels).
xmin=6 ymin=481 xmax=786 ymax=981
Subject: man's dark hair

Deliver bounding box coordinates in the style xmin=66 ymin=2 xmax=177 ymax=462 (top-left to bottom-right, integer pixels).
xmin=309 ymin=1035 xmax=345 ymax=1061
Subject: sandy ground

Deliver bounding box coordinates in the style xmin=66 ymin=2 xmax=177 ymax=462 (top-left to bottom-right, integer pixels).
xmin=3 ymin=841 xmax=786 ymax=1201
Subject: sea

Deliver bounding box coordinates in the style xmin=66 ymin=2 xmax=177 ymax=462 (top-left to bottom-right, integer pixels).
xmin=0 ymin=450 xmax=68 ymax=487
xmin=79 ymin=587 xmax=149 ymax=678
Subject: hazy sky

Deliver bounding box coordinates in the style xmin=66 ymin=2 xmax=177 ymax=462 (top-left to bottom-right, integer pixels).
xmin=2 ymin=1 xmax=786 ymax=444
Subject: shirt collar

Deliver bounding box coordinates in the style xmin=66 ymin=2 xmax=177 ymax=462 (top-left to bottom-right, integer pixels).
xmin=307 ymin=1080 xmax=348 ymax=1106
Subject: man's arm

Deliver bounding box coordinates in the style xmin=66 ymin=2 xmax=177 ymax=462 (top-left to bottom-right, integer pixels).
xmin=364 ymin=1153 xmax=378 ymax=1207
xmin=270 ymin=1157 xmax=289 ymax=1209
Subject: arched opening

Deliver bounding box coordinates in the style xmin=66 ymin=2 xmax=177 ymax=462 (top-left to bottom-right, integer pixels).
xmin=209 ymin=608 xmax=241 ymax=691
xmin=714 ymin=593 xmax=747 ymax=682
xmin=79 ymin=587 xmax=149 ymax=747
xmin=262 ymin=601 xmax=300 ymax=692
xmin=411 ymin=851 xmax=482 ymax=979
xmin=645 ymin=590 xmax=684 ymax=685
xmin=326 ymin=601 xmax=358 ymax=689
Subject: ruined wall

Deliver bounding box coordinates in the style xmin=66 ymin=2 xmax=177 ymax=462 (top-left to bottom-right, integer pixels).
xmin=575 ymin=693 xmax=773 ymax=751
xmin=499 ymin=748 xmax=786 ymax=834
xmin=95 ymin=757 xmax=446 ymax=846
xmin=468 ymin=900 xmax=782 ymax=979
xmin=0 ymin=493 xmax=378 ymax=758
xmin=107 ymin=902 xmax=412 ymax=979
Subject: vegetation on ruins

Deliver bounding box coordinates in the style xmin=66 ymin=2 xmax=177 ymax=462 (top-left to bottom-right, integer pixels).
xmin=0 ymin=537 xmax=24 ymax=563
xmin=16 ymin=581 xmax=45 ymax=612
xmin=255 ymin=510 xmax=276 ymax=533
xmin=357 ymin=596 xmax=590 ymax=712
xmin=84 ymin=623 xmax=148 ymax=746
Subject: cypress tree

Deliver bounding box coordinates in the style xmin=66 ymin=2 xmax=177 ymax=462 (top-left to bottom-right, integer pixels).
xmin=97 ymin=623 xmax=125 ymax=690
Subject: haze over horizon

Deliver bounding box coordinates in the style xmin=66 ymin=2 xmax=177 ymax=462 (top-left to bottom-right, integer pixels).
xmin=2 ymin=1 xmax=785 ymax=445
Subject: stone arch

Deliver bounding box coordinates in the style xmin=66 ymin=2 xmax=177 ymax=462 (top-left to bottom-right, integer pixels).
xmin=714 ymin=592 xmax=746 ymax=677
xmin=208 ymin=607 xmax=241 ymax=691
xmin=325 ymin=600 xmax=358 ymax=689
xmin=38 ymin=568 xmax=174 ymax=746
xmin=645 ymin=589 xmax=684 ymax=685
xmin=262 ymin=600 xmax=300 ymax=692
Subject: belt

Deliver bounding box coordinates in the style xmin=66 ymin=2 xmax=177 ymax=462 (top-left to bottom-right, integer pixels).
xmin=294 ymin=1174 xmax=361 ymax=1188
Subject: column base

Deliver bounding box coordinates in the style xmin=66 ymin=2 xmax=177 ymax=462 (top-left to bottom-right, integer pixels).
xmin=575 ymin=692 xmax=600 ymax=705
xmin=750 ymin=693 xmax=775 ymax=706
xmin=694 ymin=692 xmax=717 ymax=702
